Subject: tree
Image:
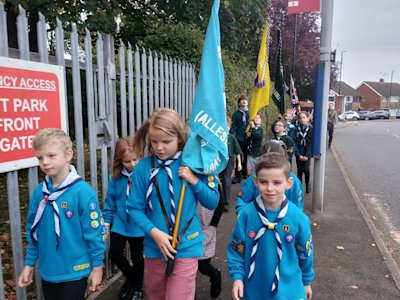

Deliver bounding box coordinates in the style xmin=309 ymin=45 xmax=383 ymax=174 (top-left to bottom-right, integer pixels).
xmin=4 ymin=0 xmax=122 ymax=52
xmin=267 ymin=0 xmax=320 ymax=100
xmin=117 ymin=0 xmax=269 ymax=62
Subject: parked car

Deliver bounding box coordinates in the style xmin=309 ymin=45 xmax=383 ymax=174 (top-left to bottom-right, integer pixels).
xmin=358 ymin=110 xmax=375 ymax=120
xmin=338 ymin=110 xmax=360 ymax=121
xmin=372 ymin=110 xmax=389 ymax=119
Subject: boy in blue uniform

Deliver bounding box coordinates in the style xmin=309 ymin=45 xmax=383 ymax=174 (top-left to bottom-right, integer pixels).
xmin=18 ymin=128 xmax=106 ymax=300
xmin=236 ymin=141 xmax=304 ymax=215
xmin=228 ymin=152 xmax=314 ymax=300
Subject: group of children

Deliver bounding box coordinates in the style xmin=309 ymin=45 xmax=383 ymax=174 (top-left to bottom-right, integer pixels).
xmin=230 ymin=96 xmax=314 ymax=195
xmin=18 ymin=106 xmax=314 ymax=300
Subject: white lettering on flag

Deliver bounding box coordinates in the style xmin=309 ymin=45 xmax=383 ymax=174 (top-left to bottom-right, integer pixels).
xmin=204 ymin=154 xmax=222 ymax=175
xmin=288 ymin=1 xmax=299 ymax=7
xmin=194 ymin=110 xmax=228 ymax=143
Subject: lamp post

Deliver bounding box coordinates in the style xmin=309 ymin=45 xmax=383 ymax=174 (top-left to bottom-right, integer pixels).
xmin=389 ymin=70 xmax=394 ymax=110
xmin=338 ymin=50 xmax=346 ymax=113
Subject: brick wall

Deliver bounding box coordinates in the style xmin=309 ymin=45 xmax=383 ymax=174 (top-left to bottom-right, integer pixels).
xmin=356 ymin=84 xmax=381 ymax=110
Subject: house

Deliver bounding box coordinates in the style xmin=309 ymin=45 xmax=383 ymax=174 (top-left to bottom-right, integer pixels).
xmin=329 ymin=81 xmax=362 ymax=113
xmin=356 ymin=79 xmax=400 ymax=115
xmin=299 ymin=100 xmax=314 ymax=113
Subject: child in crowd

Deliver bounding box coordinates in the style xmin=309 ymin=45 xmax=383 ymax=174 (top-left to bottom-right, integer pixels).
xmin=284 ymin=109 xmax=297 ymax=142
xmin=228 ymin=152 xmax=314 ymax=300
xmin=246 ymin=113 xmax=264 ymax=176
xmin=294 ymin=111 xmax=313 ymax=193
xmin=127 ymin=108 xmax=219 ymax=300
xmin=102 ymin=137 xmax=144 ymax=300
xmin=235 ymin=140 xmax=304 ymax=215
xmin=219 ymin=116 xmax=242 ymax=212
xmin=18 ymin=128 xmax=105 ymax=300
xmin=196 ymin=182 xmax=224 ymax=298
xmin=270 ymin=112 xmax=283 ymax=136
xmin=230 ymin=95 xmax=250 ymax=183
xmin=272 ymin=119 xmax=295 ymax=165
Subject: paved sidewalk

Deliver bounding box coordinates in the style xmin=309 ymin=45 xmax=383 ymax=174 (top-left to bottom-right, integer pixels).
xmin=93 ymin=148 xmax=400 ymax=299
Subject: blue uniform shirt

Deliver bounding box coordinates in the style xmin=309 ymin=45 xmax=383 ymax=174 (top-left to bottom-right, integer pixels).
xmin=103 ymin=175 xmax=144 ymax=237
xmin=25 ymin=180 xmax=106 ymax=283
xmin=236 ymin=172 xmax=304 ymax=215
xmin=227 ymin=201 xmax=314 ymax=299
xmin=127 ymin=155 xmax=219 ymax=259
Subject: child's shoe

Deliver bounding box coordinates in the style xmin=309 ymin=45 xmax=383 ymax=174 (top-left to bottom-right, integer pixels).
xmin=210 ymin=268 xmax=221 ymax=298
xmin=119 ymin=279 xmax=132 ymax=299
xmin=131 ymin=291 xmax=143 ymax=300
xmin=306 ymin=183 xmax=312 ymax=194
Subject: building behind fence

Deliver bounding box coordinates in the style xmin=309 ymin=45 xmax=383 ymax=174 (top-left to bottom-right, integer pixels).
xmin=0 ymin=4 xmax=197 ymax=300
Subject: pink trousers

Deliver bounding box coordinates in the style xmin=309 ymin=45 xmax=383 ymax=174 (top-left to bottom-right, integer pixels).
xmin=144 ymin=257 xmax=198 ymax=300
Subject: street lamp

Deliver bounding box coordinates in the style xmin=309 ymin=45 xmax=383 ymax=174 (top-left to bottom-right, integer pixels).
xmin=389 ymin=70 xmax=395 ymax=110
xmin=338 ymin=50 xmax=346 ymax=112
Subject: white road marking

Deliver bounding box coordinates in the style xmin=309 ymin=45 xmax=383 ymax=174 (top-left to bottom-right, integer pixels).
xmin=386 ymin=127 xmax=399 ymax=138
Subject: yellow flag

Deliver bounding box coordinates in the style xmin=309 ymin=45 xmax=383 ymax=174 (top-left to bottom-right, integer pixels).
xmin=249 ymin=20 xmax=271 ymax=121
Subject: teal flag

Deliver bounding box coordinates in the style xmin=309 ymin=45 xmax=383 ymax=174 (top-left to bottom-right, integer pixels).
xmin=182 ymin=0 xmax=228 ymax=175
xmin=272 ymin=29 xmax=285 ymax=115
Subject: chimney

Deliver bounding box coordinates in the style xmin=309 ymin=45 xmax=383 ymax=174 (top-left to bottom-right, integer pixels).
xmin=379 ymin=78 xmax=384 ymax=83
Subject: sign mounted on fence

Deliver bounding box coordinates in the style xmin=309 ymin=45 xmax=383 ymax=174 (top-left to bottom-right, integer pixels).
xmin=287 ymin=0 xmax=320 ymax=14
xmin=0 ymin=57 xmax=67 ymax=173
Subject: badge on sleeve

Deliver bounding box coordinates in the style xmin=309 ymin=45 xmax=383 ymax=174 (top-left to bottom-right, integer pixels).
xmin=90 ymin=212 xmax=99 ymax=220
xmin=237 ymin=243 xmax=245 ymax=254
xmin=207 ymin=175 xmax=214 ymax=182
xmin=61 ymin=202 xmax=67 ymax=209
xmin=88 ymin=202 xmax=97 ymax=211
xmin=283 ymin=225 xmax=290 ymax=232
xmin=91 ymin=220 xmax=99 ymax=228
xmin=208 ymin=182 xmax=215 ymax=188
xmin=298 ymin=190 xmax=303 ymax=202
xmin=231 ymin=240 xmax=238 ymax=250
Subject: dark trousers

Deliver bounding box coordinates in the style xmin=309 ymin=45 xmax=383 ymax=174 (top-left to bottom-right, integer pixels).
xmin=219 ymin=157 xmax=234 ymax=209
xmin=327 ymin=122 xmax=334 ymax=147
xmin=42 ymin=277 xmax=88 ymax=300
xmin=198 ymin=258 xmax=219 ymax=282
xmin=296 ymin=157 xmax=311 ymax=186
xmin=109 ymin=232 xmax=144 ymax=291
xmin=235 ymin=140 xmax=248 ymax=178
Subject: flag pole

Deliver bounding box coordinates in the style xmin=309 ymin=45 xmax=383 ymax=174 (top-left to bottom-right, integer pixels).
xmin=166 ymin=0 xmax=226 ymax=275
xmin=292 ymin=13 xmax=298 ymax=78
xmin=165 ymin=183 xmax=186 ymax=275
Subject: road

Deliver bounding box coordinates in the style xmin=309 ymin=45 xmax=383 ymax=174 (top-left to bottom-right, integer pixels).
xmin=333 ymin=119 xmax=400 ymax=266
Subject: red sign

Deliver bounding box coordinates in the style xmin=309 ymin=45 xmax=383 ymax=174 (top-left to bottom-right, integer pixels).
xmin=288 ymin=0 xmax=320 ymax=14
xmin=0 ymin=57 xmax=66 ymax=173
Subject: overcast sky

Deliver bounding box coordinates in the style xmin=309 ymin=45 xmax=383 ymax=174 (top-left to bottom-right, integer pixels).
xmin=331 ymin=0 xmax=400 ymax=88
